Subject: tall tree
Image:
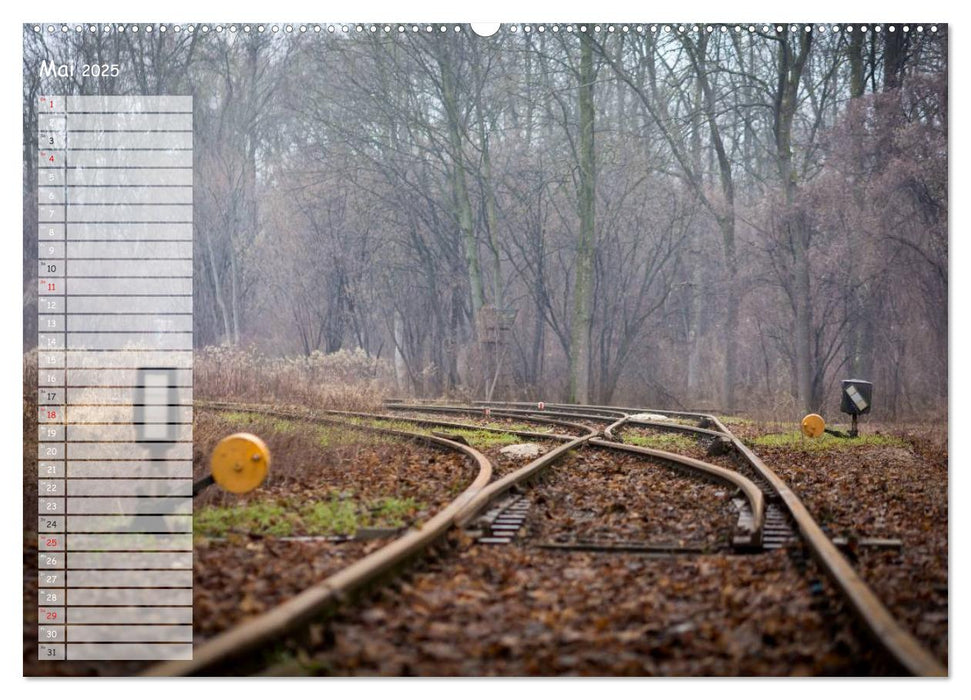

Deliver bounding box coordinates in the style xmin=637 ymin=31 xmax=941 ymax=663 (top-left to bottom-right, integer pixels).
xmin=570 ymin=28 xmax=596 ymax=403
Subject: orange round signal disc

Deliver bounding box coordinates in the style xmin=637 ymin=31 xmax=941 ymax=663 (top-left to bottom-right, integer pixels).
xmin=210 ymin=432 xmax=271 ymax=494
xmin=801 ymin=413 xmax=826 ymax=439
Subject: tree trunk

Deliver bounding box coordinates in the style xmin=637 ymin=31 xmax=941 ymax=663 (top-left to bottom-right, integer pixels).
xmin=438 ymin=45 xmax=485 ymax=320
xmin=570 ymin=30 xmax=596 ymax=404
xmin=773 ymin=32 xmax=814 ymax=411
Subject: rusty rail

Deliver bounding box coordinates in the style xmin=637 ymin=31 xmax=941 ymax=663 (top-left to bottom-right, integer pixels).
xmin=158 ymin=399 xmax=942 ymax=676
xmin=145 ymin=404 xmax=493 ymax=676
xmin=394 ymin=404 xmax=765 ymax=547
xmin=474 ymin=400 xmax=945 ymax=676
xmin=707 ymin=414 xmax=946 ymax=677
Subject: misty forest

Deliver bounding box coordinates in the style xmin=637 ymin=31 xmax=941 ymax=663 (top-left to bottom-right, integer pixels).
xmin=22 ymin=24 xmax=948 ymax=418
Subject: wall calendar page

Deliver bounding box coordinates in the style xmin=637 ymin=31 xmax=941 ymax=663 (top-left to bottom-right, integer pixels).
xmin=16 ymin=11 xmax=951 ymax=688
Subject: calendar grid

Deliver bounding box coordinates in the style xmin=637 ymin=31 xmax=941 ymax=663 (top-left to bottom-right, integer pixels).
xmin=37 ymin=95 xmax=193 ymax=662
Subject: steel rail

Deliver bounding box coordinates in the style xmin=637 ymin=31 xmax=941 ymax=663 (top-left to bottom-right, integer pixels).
xmin=620 ymin=417 xmax=728 ymax=440
xmin=144 ymin=405 xmax=493 ymax=676
xmin=472 ymin=400 xmax=711 ymax=423
xmin=603 ymin=415 xmax=628 ymax=440
xmin=202 ymin=401 xmax=577 ymax=443
xmin=474 ymin=401 xmax=945 ymax=676
xmin=390 ymin=403 xmax=624 ymax=428
xmin=587 ymin=437 xmax=763 ymax=547
xmin=389 ymin=401 xmax=726 ymax=441
xmin=168 ymin=400 xmax=941 ymax=674
xmin=382 ymin=402 xmax=595 ymax=435
xmin=469 ymin=403 xmax=628 ymax=421
xmin=395 ymin=404 xmax=765 ymax=544
xmin=320 ymin=409 xmax=576 ymax=443
xmin=706 ymin=415 xmax=947 ymax=677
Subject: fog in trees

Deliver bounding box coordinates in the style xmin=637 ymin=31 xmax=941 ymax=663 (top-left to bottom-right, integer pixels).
xmin=23 ymin=24 xmax=947 ymax=418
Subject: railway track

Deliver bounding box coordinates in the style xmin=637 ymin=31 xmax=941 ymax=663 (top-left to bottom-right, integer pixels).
xmin=457 ymin=401 xmax=944 ymax=676
xmin=144 ymin=399 xmax=944 ymax=677
xmin=146 ymin=403 xmax=493 ymax=675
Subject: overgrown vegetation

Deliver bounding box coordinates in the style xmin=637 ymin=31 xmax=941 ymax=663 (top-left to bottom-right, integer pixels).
xmin=342 ymin=416 xmax=521 ymax=448
xmin=215 ymin=410 xmax=403 ymax=447
xmin=195 ymin=495 xmax=422 ymax=538
xmin=194 ymin=346 xmax=391 ymax=411
xmin=749 ymin=430 xmax=908 ymax=452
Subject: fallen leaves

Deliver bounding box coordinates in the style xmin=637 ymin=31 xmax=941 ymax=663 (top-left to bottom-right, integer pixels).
xmin=527 ymin=448 xmax=737 ymax=547
xmin=302 ymin=543 xmax=876 ymax=676
xmin=757 ymin=426 xmax=947 ymax=667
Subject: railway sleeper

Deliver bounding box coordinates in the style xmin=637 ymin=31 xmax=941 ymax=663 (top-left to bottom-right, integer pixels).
xmin=470 ymin=494 xmax=531 ymax=545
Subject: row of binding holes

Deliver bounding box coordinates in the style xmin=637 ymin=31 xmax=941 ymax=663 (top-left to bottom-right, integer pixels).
xmin=32 ymin=24 xmax=940 ymax=34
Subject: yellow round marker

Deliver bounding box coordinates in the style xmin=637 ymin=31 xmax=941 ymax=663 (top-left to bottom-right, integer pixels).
xmin=210 ymin=433 xmax=270 ymax=494
xmin=801 ymin=413 xmax=826 ymax=438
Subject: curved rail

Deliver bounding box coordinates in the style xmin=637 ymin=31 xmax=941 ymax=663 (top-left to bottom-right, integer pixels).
xmin=395 ymin=403 xmax=765 ymax=547
xmin=159 ymin=399 xmax=942 ymax=675
xmin=588 ymin=437 xmax=763 ymax=547
xmin=383 ymin=402 xmax=595 ymax=435
xmin=208 ymin=402 xmax=578 ymax=443
xmin=454 ymin=434 xmax=595 ymax=527
xmin=474 ymin=400 xmax=945 ymax=676
xmin=707 ymin=415 xmax=946 ymax=677
xmin=626 ymin=419 xmax=727 ymax=438
xmin=145 ymin=404 xmax=493 ymax=676
xmin=472 ymin=400 xmax=710 ymax=423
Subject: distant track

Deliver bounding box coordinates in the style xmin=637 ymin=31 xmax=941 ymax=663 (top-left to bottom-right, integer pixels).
xmin=434 ymin=400 xmax=945 ymax=677
xmin=148 ymin=398 xmax=944 ymax=677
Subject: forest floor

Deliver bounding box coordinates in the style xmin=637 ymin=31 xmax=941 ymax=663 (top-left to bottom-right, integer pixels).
xmin=721 ymin=417 xmax=949 ymax=667
xmin=22 ymin=403 xmax=947 ymax=676
xmin=270 ymin=447 xmax=882 ymax=675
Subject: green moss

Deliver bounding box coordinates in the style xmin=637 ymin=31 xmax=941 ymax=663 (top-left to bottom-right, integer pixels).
xmin=195 ymin=501 xmax=298 ymax=537
xmin=482 ymin=421 xmax=542 ymax=433
xmin=215 ymin=410 xmax=299 ymax=435
xmin=194 ymin=495 xmax=424 ymax=538
xmin=341 ymin=417 xmax=521 ymax=448
xmin=717 ymin=415 xmax=754 ymax=426
xmin=368 ymin=496 xmax=420 ymax=527
xmin=442 ymin=428 xmax=520 ymax=447
xmin=218 ymin=410 xmax=259 ymax=425
xmin=302 ymin=497 xmax=359 ymax=535
xmin=215 ymin=409 xmax=396 ymax=446
xmin=624 ymin=432 xmax=697 ymax=452
xmin=750 ymin=430 xmax=908 ymax=451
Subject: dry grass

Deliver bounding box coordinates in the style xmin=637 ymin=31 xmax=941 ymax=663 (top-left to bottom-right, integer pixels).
xmin=194 ymin=345 xmax=393 ymax=411
xmin=23 ymin=351 xmax=38 ymax=531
